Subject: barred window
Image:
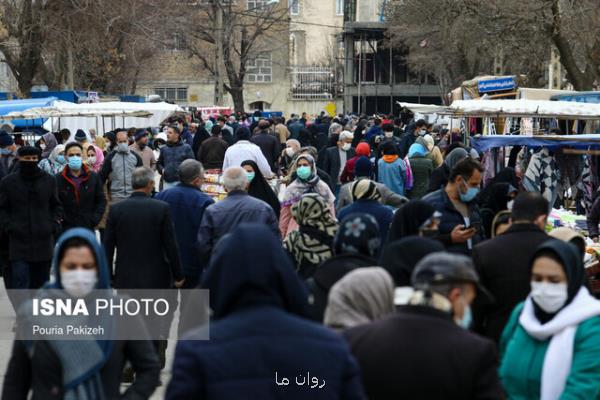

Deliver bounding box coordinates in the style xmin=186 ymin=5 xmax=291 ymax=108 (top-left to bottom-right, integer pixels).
xmin=246 ymin=53 xmax=272 ymax=83
xmin=154 ymin=87 xmax=188 ymax=102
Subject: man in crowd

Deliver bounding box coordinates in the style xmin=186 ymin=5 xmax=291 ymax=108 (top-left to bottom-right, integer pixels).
xmin=130 ymin=128 xmax=156 ymax=170
xmin=197 ymin=125 xmax=229 ymax=170
xmin=0 ymin=130 xmax=18 ymax=180
xmin=100 ymin=130 xmax=143 ymax=202
xmin=423 ymin=157 xmax=484 ymax=255
xmin=217 ymin=116 xmax=234 ymax=145
xmin=0 ymin=146 xmax=62 ymax=289
xmin=250 ymin=120 xmax=280 ymax=174
xmin=319 ymin=130 xmax=355 ymax=193
xmin=344 ymin=253 xmax=503 ymax=400
xmin=222 ymin=128 xmax=274 ymax=178
xmin=472 ymin=192 xmax=549 ymax=342
xmin=56 ymin=142 xmax=105 ymax=232
xmin=157 ymin=125 xmax=195 ymax=190
xmin=197 ymin=166 xmax=279 ymax=268
xmin=287 ymin=115 xmax=304 ymax=139
xmin=273 ymin=117 xmax=290 ymax=148
xmin=399 ymin=118 xmax=427 ymax=158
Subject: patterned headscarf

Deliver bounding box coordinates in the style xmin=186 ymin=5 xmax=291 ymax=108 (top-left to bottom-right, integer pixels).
xmin=334 ymin=213 xmax=381 ymax=258
xmin=284 ymin=193 xmax=338 ymax=269
xmin=351 ymin=179 xmax=381 ymax=201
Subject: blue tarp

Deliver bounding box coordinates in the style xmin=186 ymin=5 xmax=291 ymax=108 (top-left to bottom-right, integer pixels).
xmin=0 ymin=97 xmax=57 ymax=129
xmin=471 ymin=134 xmax=600 ymax=152
xmin=550 ymin=92 xmax=600 ymax=104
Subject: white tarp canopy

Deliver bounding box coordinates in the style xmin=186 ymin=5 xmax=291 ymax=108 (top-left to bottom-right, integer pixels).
xmin=41 ymin=100 xmax=184 ymax=135
xmin=396 ymin=102 xmax=447 ymax=114
xmin=443 ymin=99 xmax=600 ymax=119
xmin=1 ymin=107 xmax=153 ymax=120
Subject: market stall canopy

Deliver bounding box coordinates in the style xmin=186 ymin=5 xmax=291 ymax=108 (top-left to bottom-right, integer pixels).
xmin=40 ymin=100 xmax=184 ymax=134
xmin=0 ymin=97 xmax=57 ymax=129
xmin=396 ymin=102 xmax=447 ymax=114
xmin=0 ymin=107 xmax=153 ymax=120
xmin=442 ymin=99 xmax=600 ymax=119
xmin=471 ymin=134 xmax=600 ymax=152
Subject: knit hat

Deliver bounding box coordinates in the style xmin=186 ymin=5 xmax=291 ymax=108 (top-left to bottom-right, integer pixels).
xmin=75 ymin=129 xmax=87 ymax=142
xmin=17 ymin=145 xmax=41 ymax=157
xmin=135 ymin=129 xmax=148 ymax=141
xmin=356 ymin=142 xmax=370 ymax=157
xmin=354 ymin=156 xmax=373 ymax=178
xmin=351 ymin=179 xmax=381 ymax=201
xmin=0 ymin=130 xmax=14 ymax=147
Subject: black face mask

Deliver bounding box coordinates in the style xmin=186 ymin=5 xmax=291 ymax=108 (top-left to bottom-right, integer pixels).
xmin=138 ymin=143 xmax=147 ymax=150
xmin=420 ymin=228 xmax=439 ymax=239
xmin=19 ymin=161 xmax=39 ymax=178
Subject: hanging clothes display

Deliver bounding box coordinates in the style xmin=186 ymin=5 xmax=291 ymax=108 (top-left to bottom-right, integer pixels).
xmin=523 ymin=148 xmax=560 ymax=207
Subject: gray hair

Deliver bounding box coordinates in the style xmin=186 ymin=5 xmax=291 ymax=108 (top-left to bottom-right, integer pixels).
xmin=329 ymin=122 xmax=342 ymax=136
xmin=286 ymin=139 xmax=301 ymax=150
xmin=132 ymin=167 xmax=155 ymax=190
xmin=223 ymin=166 xmax=248 ymax=192
xmin=178 ymin=159 xmax=204 ymax=184
xmin=339 ymin=130 xmax=353 ymax=141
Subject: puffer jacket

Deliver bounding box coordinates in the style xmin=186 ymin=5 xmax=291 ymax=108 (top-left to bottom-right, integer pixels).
xmin=99 ymin=150 xmax=142 ymax=200
xmin=157 ymin=141 xmax=195 ymax=183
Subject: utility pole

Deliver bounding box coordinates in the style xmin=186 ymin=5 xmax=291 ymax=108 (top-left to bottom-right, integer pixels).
xmin=214 ymin=0 xmax=225 ymax=106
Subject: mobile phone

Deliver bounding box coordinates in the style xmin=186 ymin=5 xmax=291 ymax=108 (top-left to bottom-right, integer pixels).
xmin=468 ymin=221 xmax=481 ymax=231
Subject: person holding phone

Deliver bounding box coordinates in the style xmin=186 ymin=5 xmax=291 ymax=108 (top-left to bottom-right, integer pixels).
xmin=422 ymin=157 xmax=484 ymax=255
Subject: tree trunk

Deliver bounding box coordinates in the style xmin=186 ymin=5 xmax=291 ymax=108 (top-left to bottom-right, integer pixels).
xmin=229 ymin=86 xmax=244 ymax=113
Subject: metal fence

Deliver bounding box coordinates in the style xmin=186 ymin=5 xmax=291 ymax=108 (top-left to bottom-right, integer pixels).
xmin=289 ymin=66 xmax=337 ymax=100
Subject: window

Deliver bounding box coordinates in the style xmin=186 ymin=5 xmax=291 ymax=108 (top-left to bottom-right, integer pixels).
xmin=161 ymin=32 xmax=185 ymax=51
xmin=154 ymin=87 xmax=188 ymax=102
xmin=290 ymin=0 xmax=299 ymax=15
xmin=247 ymin=0 xmax=270 ymax=10
xmin=336 ymin=0 xmax=344 ymax=15
xmin=246 ymin=53 xmax=272 ymax=83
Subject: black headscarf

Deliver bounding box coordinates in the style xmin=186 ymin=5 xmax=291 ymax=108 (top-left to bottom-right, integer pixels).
xmin=493 ymin=167 xmax=519 ymax=189
xmin=335 ymin=213 xmax=382 ymax=259
xmin=379 ymin=237 xmax=445 ymax=286
xmin=388 ymin=201 xmax=436 ymax=242
xmin=201 ymin=224 xmax=309 ymax=319
xmin=241 ymin=159 xmax=281 ymax=218
xmin=530 ymin=239 xmax=586 ymax=323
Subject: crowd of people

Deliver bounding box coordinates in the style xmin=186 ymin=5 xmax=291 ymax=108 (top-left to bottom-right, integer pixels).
xmin=0 ymin=110 xmax=599 ymax=399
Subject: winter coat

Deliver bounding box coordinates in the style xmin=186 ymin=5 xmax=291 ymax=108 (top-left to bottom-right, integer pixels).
xmin=157 ymin=141 xmax=195 ymax=183
xmin=0 ymin=169 xmax=62 ymax=262
xmin=428 ymin=163 xmax=450 ymax=194
xmin=344 ymin=305 xmax=504 ymax=400
xmin=337 ymin=200 xmax=393 ymax=244
xmin=250 ymin=131 xmax=280 ymax=172
xmin=0 ymin=154 xmax=18 ymax=181
xmin=337 ymin=180 xmax=407 ymax=210
xmin=499 ymin=303 xmax=600 ymax=399
xmin=104 ymin=192 xmax=183 ymax=289
xmin=155 ymin=183 xmax=214 ymax=279
xmin=197 ymin=136 xmax=229 ymax=170
xmin=129 ymin=143 xmax=156 ymax=170
xmin=377 ymin=158 xmax=407 ymax=196
xmin=407 ymin=155 xmax=433 ymax=200
xmin=56 ymin=165 xmax=106 ymax=232
xmin=99 ymin=150 xmax=143 ymax=200
xmin=320 ymin=146 xmax=356 ymax=188
xmin=422 ymin=188 xmax=484 ymax=255
xmin=471 ymin=224 xmax=549 ymax=343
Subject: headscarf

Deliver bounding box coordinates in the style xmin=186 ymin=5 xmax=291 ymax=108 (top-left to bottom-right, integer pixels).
xmin=86 ymin=145 xmax=105 ymax=173
xmin=284 ymin=194 xmax=338 ymax=270
xmin=324 ymin=267 xmax=394 ymax=330
xmin=281 ymin=154 xmax=332 ymax=207
xmin=241 ymin=159 xmax=280 ymax=217
xmin=444 ymin=147 xmax=469 ymax=169
xmin=204 ymin=119 xmax=214 ymax=133
xmin=20 ymin=229 xmax=114 ymax=399
xmin=355 ymin=142 xmax=370 ymax=157
xmin=480 ymin=182 xmax=517 ymax=213
xmin=492 ymin=167 xmax=519 ymax=189
xmin=548 ymin=227 xmax=586 ymax=256
xmin=351 ymin=179 xmax=381 ymax=202
xmin=408 ymin=143 xmax=428 ymax=158
xmin=41 ymin=132 xmax=58 ymax=159
xmin=335 ymin=213 xmax=381 ymax=258
xmin=380 ymin=236 xmax=445 ymax=286
xmin=203 ymin=224 xmax=310 ymax=319
xmin=388 ymin=200 xmax=436 ymax=242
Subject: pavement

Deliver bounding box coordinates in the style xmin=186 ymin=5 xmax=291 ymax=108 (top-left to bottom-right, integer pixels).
xmin=0 ymin=284 xmax=178 ymax=399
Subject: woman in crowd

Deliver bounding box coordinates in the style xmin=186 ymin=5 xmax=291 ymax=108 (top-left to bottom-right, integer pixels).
xmin=85 ymin=143 xmax=105 ymax=173
xmin=283 ymin=193 xmax=338 ymax=279
xmin=491 ymin=210 xmax=512 ymax=238
xmin=40 ymin=132 xmax=58 ymax=160
xmin=427 ymin=147 xmax=468 ymax=194
xmin=479 ymin=182 xmax=518 ymax=238
xmin=549 ymin=226 xmax=587 ymax=261
xmin=340 ymin=142 xmax=371 ymax=183
xmin=241 ymin=160 xmax=280 ymax=217
xmin=308 ymin=213 xmax=381 ymax=321
xmin=2 ymin=228 xmax=160 ymax=399
xmin=279 ymin=139 xmax=301 ymax=175
xmin=388 ymin=200 xmax=438 ymax=242
xmin=38 ymin=144 xmax=66 ymax=175
xmin=324 ymin=267 xmax=394 ymax=331
xmin=407 ymin=143 xmax=433 ymax=200
xmin=499 ymin=240 xmax=600 ymax=399
xmin=280 ymin=154 xmax=335 ymax=238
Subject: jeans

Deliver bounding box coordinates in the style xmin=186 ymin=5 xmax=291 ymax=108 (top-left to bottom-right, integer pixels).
xmin=11 ymin=260 xmax=51 ymax=289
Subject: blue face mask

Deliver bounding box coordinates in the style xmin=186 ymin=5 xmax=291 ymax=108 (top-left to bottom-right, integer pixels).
xmin=68 ymin=156 xmax=82 ymax=170
xmin=459 ymin=181 xmax=479 ymax=203
xmin=457 ymin=301 xmax=472 ymax=329
xmin=246 ymin=172 xmax=255 ymax=182
xmin=56 ymin=155 xmax=66 ymax=165
xmin=296 ymin=166 xmax=312 ymax=180
xmin=0 ymin=148 xmax=12 ymax=155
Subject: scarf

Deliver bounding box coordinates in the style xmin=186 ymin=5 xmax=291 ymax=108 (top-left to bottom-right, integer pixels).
xmin=382 ymin=154 xmax=398 ymax=163
xmin=351 ymin=179 xmax=381 ymax=202
xmin=519 ymin=288 xmax=600 ymax=400
xmin=284 ymin=193 xmax=337 ymax=268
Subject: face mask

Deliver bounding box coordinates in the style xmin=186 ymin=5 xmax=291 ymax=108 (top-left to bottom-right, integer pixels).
xmin=341 ymin=143 xmax=351 ymax=151
xmin=87 ymin=156 xmax=96 ymax=165
xmin=117 ymin=142 xmax=129 ymax=153
xmin=40 ymin=143 xmax=46 ymax=150
xmin=246 ymin=172 xmax=255 ymax=182
xmin=61 ymin=269 xmax=98 ymax=298
xmin=0 ymin=148 xmax=13 ymax=155
xmin=296 ymin=165 xmax=312 ymax=180
xmin=507 ymin=200 xmax=514 ymax=210
xmin=19 ymin=161 xmax=39 ymax=177
xmin=56 ymin=155 xmax=66 ymax=164
xmin=455 ymin=296 xmax=472 ymax=329
xmin=459 ymin=181 xmax=479 ymax=203
xmin=285 ymin=147 xmax=296 ymax=157
xmin=420 ymin=228 xmax=439 ymax=239
xmin=138 ymin=143 xmax=147 ymax=150
xmin=68 ymin=156 xmax=82 ymax=170
xmin=384 ymin=132 xmax=393 ymax=138
xmin=531 ymin=281 xmax=568 ymax=313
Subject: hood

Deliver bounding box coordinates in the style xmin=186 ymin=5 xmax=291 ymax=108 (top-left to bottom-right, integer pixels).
xmin=380 ymin=236 xmax=445 ymax=286
xmin=444 ymin=147 xmax=469 ymax=169
xmin=49 ymin=228 xmax=111 ymax=290
xmin=41 ymin=132 xmax=58 ymax=158
xmin=408 ymin=143 xmax=428 ymax=158
xmin=388 ymin=200 xmax=436 ymax=242
xmin=201 ymin=224 xmax=309 ymax=319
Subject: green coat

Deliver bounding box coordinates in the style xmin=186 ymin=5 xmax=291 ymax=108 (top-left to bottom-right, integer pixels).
xmin=407 ymin=155 xmax=433 ymax=200
xmin=499 ymin=302 xmax=600 ymax=399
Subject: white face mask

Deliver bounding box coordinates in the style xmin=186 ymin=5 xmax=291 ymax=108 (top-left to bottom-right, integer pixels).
xmin=40 ymin=143 xmax=46 ymax=150
xmin=384 ymin=132 xmax=393 ymax=138
xmin=531 ymin=281 xmax=568 ymax=313
xmin=507 ymin=200 xmax=514 ymax=210
xmin=61 ymin=269 xmax=98 ymax=298
xmin=285 ymin=147 xmax=296 ymax=157
xmin=341 ymin=143 xmax=351 ymax=151
xmin=87 ymin=156 xmax=96 ymax=165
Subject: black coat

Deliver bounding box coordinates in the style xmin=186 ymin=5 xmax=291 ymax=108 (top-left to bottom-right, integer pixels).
xmin=197 ymin=136 xmax=229 ymax=170
xmin=320 ymin=146 xmax=356 ymax=188
xmin=56 ymin=166 xmax=106 ymax=231
xmin=344 ymin=305 xmax=503 ymax=400
xmin=0 ymin=169 xmax=62 ymax=262
xmin=471 ymin=223 xmax=549 ymax=342
xmin=427 ymin=163 xmax=450 ymax=194
xmin=587 ymin=195 xmax=600 ymax=238
xmin=104 ymin=192 xmax=184 ymax=289
xmin=250 ymin=132 xmax=280 ymax=172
